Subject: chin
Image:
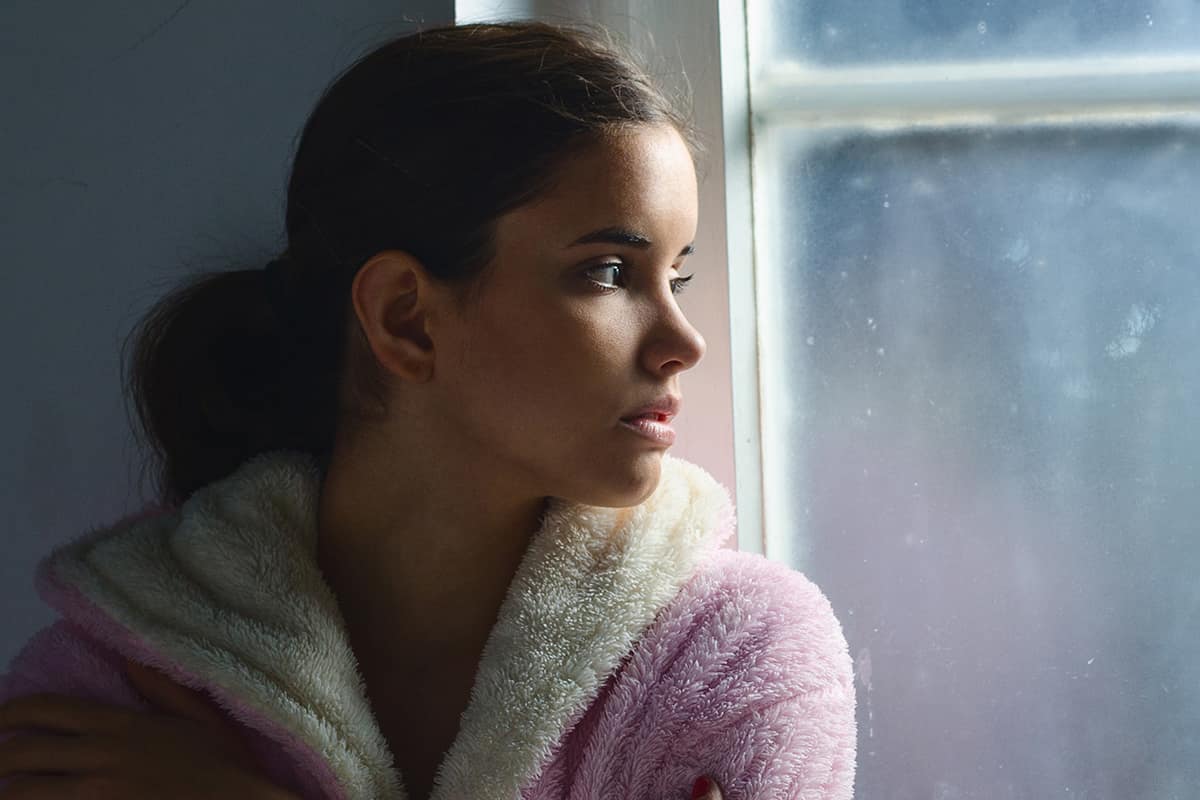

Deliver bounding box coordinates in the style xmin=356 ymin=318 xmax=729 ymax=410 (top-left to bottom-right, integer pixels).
xmin=588 ymin=453 xmax=664 ymax=508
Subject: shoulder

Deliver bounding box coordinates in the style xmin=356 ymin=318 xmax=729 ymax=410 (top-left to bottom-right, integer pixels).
xmin=708 ymin=549 xmax=847 ymax=638
xmin=623 ymin=547 xmax=853 ymax=707
xmin=700 ymin=549 xmax=852 ymax=687
xmin=578 ymin=549 xmax=857 ymax=799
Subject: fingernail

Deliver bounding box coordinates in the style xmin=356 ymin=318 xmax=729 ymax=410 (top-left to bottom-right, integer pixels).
xmin=691 ymin=777 xmax=711 ymax=799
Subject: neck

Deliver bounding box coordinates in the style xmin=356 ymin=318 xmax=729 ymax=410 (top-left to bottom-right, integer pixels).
xmin=314 ymin=433 xmax=550 ymax=667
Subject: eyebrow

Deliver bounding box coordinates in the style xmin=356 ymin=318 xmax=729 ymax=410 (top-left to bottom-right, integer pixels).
xmin=567 ymin=226 xmax=695 ymax=258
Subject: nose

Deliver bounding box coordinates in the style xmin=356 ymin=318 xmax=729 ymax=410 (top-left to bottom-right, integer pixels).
xmin=644 ymin=295 xmax=706 ymax=376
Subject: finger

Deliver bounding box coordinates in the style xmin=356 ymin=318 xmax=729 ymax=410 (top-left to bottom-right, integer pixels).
xmin=0 ymin=695 xmax=132 ymax=737
xmin=0 ymin=732 xmax=112 ymax=777
xmin=696 ymin=777 xmax=720 ymax=800
xmin=121 ymin=659 xmax=228 ymax=729
xmin=121 ymin=659 xmax=259 ymax=772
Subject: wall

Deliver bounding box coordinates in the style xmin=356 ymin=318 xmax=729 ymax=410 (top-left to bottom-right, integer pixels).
xmin=1 ymin=0 xmax=453 ymax=669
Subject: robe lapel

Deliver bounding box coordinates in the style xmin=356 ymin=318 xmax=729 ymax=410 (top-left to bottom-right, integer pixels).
xmin=434 ymin=453 xmax=734 ymax=799
xmin=37 ymin=450 xmax=735 ymax=800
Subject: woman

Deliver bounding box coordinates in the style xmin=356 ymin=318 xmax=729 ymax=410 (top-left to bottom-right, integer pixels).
xmin=0 ymin=20 xmax=856 ymax=800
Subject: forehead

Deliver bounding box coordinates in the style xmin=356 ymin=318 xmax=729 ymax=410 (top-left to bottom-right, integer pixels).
xmin=495 ymin=125 xmax=698 ymax=250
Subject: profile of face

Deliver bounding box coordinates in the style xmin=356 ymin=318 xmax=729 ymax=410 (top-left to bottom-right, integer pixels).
xmin=361 ymin=123 xmax=706 ymax=509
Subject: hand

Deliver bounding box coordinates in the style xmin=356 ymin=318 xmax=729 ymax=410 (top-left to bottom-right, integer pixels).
xmin=693 ymin=775 xmax=724 ymax=799
xmin=0 ymin=658 xmax=297 ymax=799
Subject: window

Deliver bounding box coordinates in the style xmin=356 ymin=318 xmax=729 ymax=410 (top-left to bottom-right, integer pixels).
xmin=462 ymin=0 xmax=1198 ymax=793
xmin=748 ymin=1 xmax=1200 ymax=796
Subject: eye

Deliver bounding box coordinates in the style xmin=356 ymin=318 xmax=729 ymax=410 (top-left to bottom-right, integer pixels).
xmin=585 ymin=263 xmax=695 ymax=296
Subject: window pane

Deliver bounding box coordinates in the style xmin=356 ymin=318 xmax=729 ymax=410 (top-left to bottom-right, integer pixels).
xmin=754 ymin=0 xmax=1200 ymax=65
xmin=760 ymin=124 xmax=1200 ymax=797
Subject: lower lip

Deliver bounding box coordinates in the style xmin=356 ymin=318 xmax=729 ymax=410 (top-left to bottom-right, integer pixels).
xmin=619 ymin=416 xmax=676 ymax=446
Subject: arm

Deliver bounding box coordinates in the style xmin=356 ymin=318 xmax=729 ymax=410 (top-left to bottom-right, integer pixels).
xmin=705 ymin=681 xmax=857 ymax=800
xmin=1 ymin=619 xmax=146 ymax=710
xmin=0 ymin=666 xmax=304 ymax=799
xmin=2 ymin=623 xmax=304 ymax=799
xmin=1 ymin=619 xmax=147 ymax=793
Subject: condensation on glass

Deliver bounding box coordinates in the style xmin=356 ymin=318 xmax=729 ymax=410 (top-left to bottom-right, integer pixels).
xmin=761 ymin=0 xmax=1200 ymax=65
xmin=747 ymin=2 xmax=1200 ymax=798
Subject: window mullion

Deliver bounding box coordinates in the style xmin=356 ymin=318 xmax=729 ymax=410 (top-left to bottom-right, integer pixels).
xmin=754 ymin=55 xmax=1200 ymax=128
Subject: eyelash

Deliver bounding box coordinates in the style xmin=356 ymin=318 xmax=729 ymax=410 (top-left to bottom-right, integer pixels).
xmin=585 ymin=263 xmax=695 ymax=296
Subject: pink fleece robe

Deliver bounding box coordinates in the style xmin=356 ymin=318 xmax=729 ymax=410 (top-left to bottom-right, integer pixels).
xmin=1 ymin=451 xmax=856 ymax=799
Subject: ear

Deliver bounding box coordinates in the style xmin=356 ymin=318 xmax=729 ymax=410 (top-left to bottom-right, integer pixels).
xmin=350 ymin=249 xmax=443 ymax=384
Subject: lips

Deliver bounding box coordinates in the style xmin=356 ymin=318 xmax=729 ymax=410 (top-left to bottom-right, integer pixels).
xmin=619 ymin=412 xmax=677 ymax=446
xmin=620 ymin=395 xmax=681 ymax=423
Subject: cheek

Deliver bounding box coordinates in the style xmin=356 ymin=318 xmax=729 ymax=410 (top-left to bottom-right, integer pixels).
xmin=461 ymin=302 xmax=629 ymax=428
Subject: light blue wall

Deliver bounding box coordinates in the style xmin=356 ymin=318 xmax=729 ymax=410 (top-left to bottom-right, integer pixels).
xmin=1 ymin=1 xmax=453 ymax=668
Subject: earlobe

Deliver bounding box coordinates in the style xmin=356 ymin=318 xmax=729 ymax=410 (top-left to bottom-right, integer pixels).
xmin=351 ymin=250 xmax=439 ymax=383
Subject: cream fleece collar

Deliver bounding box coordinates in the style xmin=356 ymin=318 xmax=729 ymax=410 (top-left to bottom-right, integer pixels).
xmin=38 ymin=450 xmax=735 ymax=800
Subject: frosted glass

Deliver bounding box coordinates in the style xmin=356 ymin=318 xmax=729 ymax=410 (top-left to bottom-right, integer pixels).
xmin=756 ymin=0 xmax=1200 ymax=65
xmin=765 ymin=124 xmax=1200 ymax=798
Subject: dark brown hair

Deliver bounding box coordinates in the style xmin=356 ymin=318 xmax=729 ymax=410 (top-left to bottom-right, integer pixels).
xmin=122 ymin=19 xmax=701 ymax=508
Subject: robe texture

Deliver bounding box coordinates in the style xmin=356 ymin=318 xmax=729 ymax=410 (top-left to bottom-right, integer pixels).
xmin=1 ymin=451 xmax=856 ymax=799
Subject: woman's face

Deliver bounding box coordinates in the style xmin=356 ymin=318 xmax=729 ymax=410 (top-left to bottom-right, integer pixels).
xmin=434 ymin=123 xmax=705 ymax=507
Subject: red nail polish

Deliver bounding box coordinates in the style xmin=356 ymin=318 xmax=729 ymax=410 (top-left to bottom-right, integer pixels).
xmin=691 ymin=776 xmax=711 ymax=799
